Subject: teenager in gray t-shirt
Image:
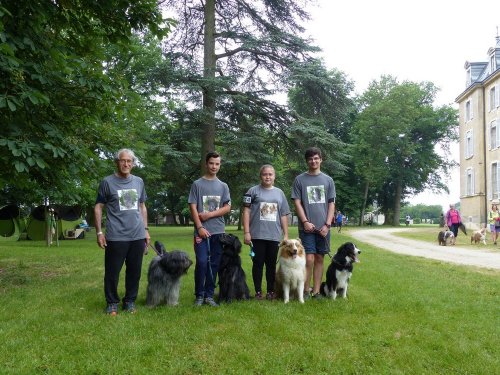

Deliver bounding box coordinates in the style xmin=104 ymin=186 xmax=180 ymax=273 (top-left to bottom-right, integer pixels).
xmin=292 ymin=147 xmax=335 ymax=300
xmin=188 ymin=152 xmax=231 ymax=306
xmin=243 ymin=165 xmax=289 ymax=300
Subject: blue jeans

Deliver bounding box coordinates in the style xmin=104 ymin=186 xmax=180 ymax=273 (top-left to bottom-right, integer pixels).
xmin=193 ymin=233 xmax=223 ymax=299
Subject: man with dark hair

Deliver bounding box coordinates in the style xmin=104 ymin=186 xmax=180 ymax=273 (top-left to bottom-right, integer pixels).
xmin=188 ymin=151 xmax=231 ymax=307
xmin=94 ymin=148 xmax=150 ymax=315
xmin=292 ymin=147 xmax=336 ymax=299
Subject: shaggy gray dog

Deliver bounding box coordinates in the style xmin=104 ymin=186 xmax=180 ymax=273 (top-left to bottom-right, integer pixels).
xmin=146 ymin=241 xmax=193 ymax=307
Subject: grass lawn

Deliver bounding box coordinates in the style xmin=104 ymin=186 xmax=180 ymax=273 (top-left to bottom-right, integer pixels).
xmin=0 ymin=226 xmax=499 ymax=374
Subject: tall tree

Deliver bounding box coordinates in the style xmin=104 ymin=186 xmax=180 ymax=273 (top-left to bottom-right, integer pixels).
xmin=161 ymin=0 xmax=320 ymax=172
xmin=353 ymin=76 xmax=458 ymax=225
xmin=0 ymin=1 xmax=171 ymax=206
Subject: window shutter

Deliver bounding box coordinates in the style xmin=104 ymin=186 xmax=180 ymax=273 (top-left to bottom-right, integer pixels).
xmin=496 ymin=84 xmax=500 ymax=108
xmin=488 ymin=163 xmax=494 ymax=200
xmin=497 ymin=162 xmax=500 ymax=197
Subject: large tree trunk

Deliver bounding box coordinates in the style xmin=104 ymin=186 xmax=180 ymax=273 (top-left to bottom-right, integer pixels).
xmin=360 ymin=180 xmax=369 ymax=225
xmin=201 ymin=0 xmax=216 ymax=174
xmin=393 ymin=179 xmax=402 ymax=226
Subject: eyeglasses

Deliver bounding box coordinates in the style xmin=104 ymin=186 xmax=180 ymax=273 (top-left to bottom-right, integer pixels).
xmin=307 ymin=156 xmax=321 ymax=162
xmin=118 ymin=159 xmax=133 ymax=164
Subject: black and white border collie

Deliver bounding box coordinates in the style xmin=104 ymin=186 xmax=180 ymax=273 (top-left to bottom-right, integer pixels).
xmin=321 ymin=242 xmax=361 ymax=299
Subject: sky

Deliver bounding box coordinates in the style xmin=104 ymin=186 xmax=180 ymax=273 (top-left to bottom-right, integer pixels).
xmin=304 ymin=0 xmax=500 ymax=212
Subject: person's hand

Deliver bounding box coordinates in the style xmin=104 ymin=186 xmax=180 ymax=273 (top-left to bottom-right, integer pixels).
xmin=303 ymin=221 xmax=315 ymax=233
xmin=244 ymin=232 xmax=252 ymax=245
xmin=197 ymin=226 xmax=211 ymax=239
xmin=97 ymin=233 xmax=106 ymax=249
xmin=198 ymin=212 xmax=211 ymax=222
xmin=319 ymin=225 xmax=329 ymax=237
xmin=145 ymin=230 xmax=151 ymax=246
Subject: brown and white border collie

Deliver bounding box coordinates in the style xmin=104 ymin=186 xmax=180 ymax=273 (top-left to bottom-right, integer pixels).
xmin=274 ymin=239 xmax=306 ymax=303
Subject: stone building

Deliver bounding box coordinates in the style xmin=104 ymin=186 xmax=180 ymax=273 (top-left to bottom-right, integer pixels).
xmin=456 ymin=35 xmax=500 ymax=228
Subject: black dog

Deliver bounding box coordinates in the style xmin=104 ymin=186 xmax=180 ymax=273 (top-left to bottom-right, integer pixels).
xmin=146 ymin=241 xmax=193 ymax=307
xmin=218 ymin=234 xmax=250 ymax=303
xmin=321 ymin=242 xmax=361 ymax=299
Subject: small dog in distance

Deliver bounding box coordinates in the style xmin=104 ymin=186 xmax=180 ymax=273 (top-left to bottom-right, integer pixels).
xmin=471 ymin=227 xmax=487 ymax=245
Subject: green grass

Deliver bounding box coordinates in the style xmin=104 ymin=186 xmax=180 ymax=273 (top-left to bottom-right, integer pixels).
xmin=1 ymin=226 xmax=499 ymax=374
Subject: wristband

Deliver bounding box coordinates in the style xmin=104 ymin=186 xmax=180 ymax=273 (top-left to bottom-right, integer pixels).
xmin=325 ymin=223 xmax=331 ymax=228
xmin=97 ymin=231 xmax=103 ymax=236
xmin=244 ymin=232 xmax=250 ymax=234
xmin=197 ymin=226 xmax=204 ymax=230
xmin=302 ymin=220 xmax=309 ymax=224
xmin=144 ymin=227 xmax=149 ymax=231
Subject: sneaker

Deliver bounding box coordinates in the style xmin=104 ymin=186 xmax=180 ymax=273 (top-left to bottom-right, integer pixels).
xmin=204 ymin=297 xmax=219 ymax=307
xmin=303 ymin=292 xmax=311 ymax=300
xmin=266 ymin=291 xmax=276 ymax=301
xmin=255 ymin=291 xmax=264 ymax=300
xmin=194 ymin=297 xmax=204 ymax=306
xmin=106 ymin=303 xmax=118 ymax=316
xmin=123 ymin=301 xmax=136 ymax=313
xmin=312 ymin=292 xmax=323 ymax=300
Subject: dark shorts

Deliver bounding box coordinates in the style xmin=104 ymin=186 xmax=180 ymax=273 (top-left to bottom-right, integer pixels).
xmin=299 ymin=230 xmax=330 ymax=255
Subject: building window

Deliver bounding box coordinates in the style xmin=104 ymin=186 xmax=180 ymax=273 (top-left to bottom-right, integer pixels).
xmin=490 ymin=86 xmax=497 ymax=112
xmin=465 ymin=130 xmax=474 ymax=158
xmin=490 ymin=121 xmax=498 ymax=149
xmin=492 ymin=162 xmax=500 ymax=200
xmin=491 ymin=54 xmax=496 ymax=74
xmin=465 ymin=99 xmax=473 ymax=122
xmin=466 ymin=168 xmax=474 ymax=196
xmin=466 ymin=68 xmax=471 ymax=86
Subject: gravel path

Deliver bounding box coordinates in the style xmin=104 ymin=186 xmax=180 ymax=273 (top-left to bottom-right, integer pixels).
xmin=349 ymin=227 xmax=500 ymax=270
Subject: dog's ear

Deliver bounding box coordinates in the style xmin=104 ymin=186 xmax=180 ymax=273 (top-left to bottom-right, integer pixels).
xmin=155 ymin=241 xmax=166 ymax=256
xmin=233 ymin=236 xmax=242 ymax=253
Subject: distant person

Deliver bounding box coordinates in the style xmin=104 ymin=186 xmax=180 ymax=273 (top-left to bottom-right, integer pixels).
xmin=405 ymin=215 xmax=411 ymax=226
xmin=336 ymin=211 xmax=344 ymax=232
xmin=292 ymin=147 xmax=336 ymax=300
xmin=439 ymin=213 xmax=445 ymax=227
xmin=488 ymin=201 xmax=500 ymax=245
xmin=445 ymin=204 xmax=462 ymax=245
xmin=188 ymin=151 xmax=231 ymax=307
xmin=94 ymin=148 xmax=150 ymax=315
xmin=242 ymin=165 xmax=290 ymax=300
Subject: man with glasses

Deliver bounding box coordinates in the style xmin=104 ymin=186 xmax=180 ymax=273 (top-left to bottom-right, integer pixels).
xmin=292 ymin=147 xmax=336 ymax=300
xmin=94 ymin=148 xmax=150 ymax=315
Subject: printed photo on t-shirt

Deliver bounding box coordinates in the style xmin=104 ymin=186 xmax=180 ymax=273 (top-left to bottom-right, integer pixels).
xmin=260 ymin=202 xmax=277 ymax=221
xmin=203 ymin=196 xmax=221 ymax=212
xmin=118 ymin=189 xmax=139 ymax=210
xmin=307 ymin=185 xmax=325 ymax=204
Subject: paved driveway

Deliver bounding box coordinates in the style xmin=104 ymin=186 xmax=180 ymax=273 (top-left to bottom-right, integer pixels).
xmin=349 ymin=227 xmax=500 ymax=270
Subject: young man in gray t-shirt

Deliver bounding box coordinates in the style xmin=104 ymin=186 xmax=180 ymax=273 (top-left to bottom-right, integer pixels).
xmin=188 ymin=151 xmax=231 ymax=307
xmin=291 ymin=147 xmax=335 ymax=300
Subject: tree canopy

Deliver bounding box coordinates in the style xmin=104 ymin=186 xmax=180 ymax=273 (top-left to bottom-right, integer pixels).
xmin=0 ymin=1 xmax=172 ymax=205
xmin=352 ymin=76 xmax=458 ymax=225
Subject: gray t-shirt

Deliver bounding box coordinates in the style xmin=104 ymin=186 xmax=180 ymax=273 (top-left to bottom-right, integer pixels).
xmin=243 ymin=185 xmax=290 ymax=242
xmin=291 ymin=172 xmax=336 ymax=230
xmin=96 ymin=174 xmax=147 ymax=241
xmin=188 ymin=177 xmax=231 ymax=235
